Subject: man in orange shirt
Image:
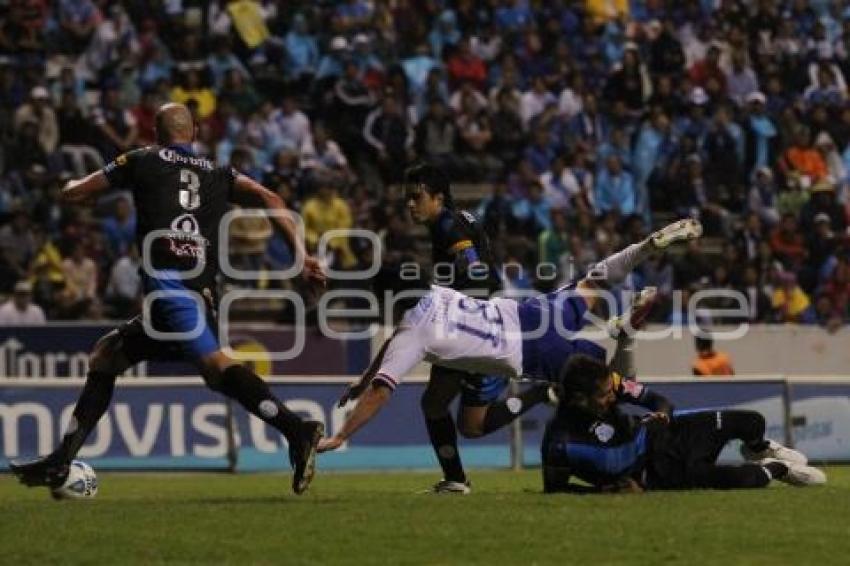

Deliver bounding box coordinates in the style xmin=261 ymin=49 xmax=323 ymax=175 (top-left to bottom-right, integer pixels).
xmin=692 ymin=335 xmax=734 ymax=376
xmin=780 ymin=127 xmax=827 ymax=181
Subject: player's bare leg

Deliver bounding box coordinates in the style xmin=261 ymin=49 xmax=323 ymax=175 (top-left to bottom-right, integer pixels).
xmin=198 ymin=350 xmax=323 ymax=495
xmin=10 ymin=329 xmax=131 ymax=488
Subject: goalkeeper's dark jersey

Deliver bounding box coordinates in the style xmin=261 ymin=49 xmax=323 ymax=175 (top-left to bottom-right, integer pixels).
xmin=428 ymin=208 xmax=500 ymax=295
xmin=541 ymin=375 xmax=673 ymax=490
xmin=102 ymin=145 xmax=236 ymax=293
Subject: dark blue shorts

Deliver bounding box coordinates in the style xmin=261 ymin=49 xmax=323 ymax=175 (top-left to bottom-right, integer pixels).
xmin=430 ymin=365 xmax=509 ymax=407
xmin=460 ymin=374 xmax=509 ymax=407
xmin=119 ymin=274 xmax=219 ymax=363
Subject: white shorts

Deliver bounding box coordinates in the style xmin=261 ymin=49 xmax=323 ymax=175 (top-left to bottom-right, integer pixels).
xmin=375 ymin=286 xmax=523 ymax=390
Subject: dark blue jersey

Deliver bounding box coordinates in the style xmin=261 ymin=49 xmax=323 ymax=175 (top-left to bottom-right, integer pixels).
xmin=542 ymin=377 xmax=674 ymax=491
xmin=428 ymin=208 xmax=499 ymax=295
xmin=102 ymin=145 xmax=236 ymax=293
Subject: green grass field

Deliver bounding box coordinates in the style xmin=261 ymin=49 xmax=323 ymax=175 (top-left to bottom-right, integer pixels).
xmin=2 ymin=467 xmax=849 ymax=565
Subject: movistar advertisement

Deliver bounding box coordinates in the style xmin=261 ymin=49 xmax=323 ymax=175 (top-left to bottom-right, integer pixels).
xmin=1 ymin=380 xmax=848 ymax=471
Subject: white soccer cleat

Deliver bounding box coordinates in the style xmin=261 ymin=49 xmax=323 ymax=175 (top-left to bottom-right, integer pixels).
xmin=742 ymin=439 xmax=808 ymax=465
xmin=650 ymin=218 xmax=703 ymax=249
xmin=428 ymin=479 xmax=471 ymax=495
xmin=609 ymin=287 xmax=658 ymax=338
xmin=761 ymin=458 xmax=827 ymax=487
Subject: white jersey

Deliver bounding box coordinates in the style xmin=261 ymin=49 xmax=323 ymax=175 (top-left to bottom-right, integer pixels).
xmin=375 ymin=286 xmax=523 ymax=390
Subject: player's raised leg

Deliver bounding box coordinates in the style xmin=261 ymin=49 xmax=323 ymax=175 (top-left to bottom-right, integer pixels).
xmin=578 ymin=219 xmax=702 ymax=310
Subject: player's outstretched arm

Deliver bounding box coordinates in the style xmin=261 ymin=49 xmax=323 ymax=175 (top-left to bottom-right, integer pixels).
xmin=61 ymin=171 xmax=110 ymax=205
xmin=318 ymin=383 xmax=393 ymax=452
xmin=338 ymin=332 xmax=398 ymax=407
xmin=232 ymin=173 xmax=327 ymax=287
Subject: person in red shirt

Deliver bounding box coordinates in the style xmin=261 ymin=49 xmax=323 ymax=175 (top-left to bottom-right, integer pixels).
xmin=820 ymin=256 xmax=850 ymax=320
xmin=770 ymin=213 xmax=808 ymax=269
xmin=131 ymin=89 xmax=158 ymax=146
xmin=446 ymin=37 xmax=487 ymax=91
xmin=689 ymin=44 xmax=727 ymax=93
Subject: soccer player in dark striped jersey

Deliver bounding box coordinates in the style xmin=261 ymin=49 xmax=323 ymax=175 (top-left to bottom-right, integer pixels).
xmin=542 ymin=355 xmax=826 ymax=493
xmin=10 ymin=103 xmax=327 ymax=495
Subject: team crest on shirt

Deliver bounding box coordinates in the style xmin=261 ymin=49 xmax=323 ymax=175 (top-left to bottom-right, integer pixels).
xmin=592 ymin=422 xmax=615 ymax=443
xmin=116 ymin=153 xmax=127 ymax=166
xmin=171 ymin=214 xmax=200 ymax=235
xmin=167 ymin=214 xmax=206 ymax=259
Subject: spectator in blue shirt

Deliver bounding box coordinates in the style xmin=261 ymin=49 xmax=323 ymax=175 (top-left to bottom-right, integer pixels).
xmin=284 ymin=14 xmax=319 ymax=81
xmin=524 ymin=127 xmax=556 ymax=175
xmin=595 ymin=154 xmax=636 ymax=216
xmin=316 ymin=36 xmax=349 ymax=81
xmin=428 ymin=9 xmax=462 ymax=58
xmin=511 ymin=181 xmax=552 ymax=237
xmin=101 ymin=196 xmax=136 ymax=259
xmin=207 ymin=35 xmax=250 ymax=90
xmin=495 ymin=0 xmax=534 ymax=32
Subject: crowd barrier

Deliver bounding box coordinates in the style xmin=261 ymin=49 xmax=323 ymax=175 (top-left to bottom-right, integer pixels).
xmin=1 ymin=376 xmax=848 ymax=471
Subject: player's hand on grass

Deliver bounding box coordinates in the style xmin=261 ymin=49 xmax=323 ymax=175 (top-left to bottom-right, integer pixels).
xmin=318 ymin=435 xmax=344 ymax=453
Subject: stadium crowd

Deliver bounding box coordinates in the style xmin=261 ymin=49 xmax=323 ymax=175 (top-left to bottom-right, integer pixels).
xmin=0 ymin=0 xmax=849 ymax=330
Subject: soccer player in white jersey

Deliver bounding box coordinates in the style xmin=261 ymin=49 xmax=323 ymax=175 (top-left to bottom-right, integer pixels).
xmin=318 ymin=219 xmax=702 ymax=453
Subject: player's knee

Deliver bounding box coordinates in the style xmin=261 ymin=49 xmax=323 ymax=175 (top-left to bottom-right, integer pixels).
xmin=458 ymin=419 xmax=484 ymax=438
xmin=89 ymin=331 xmax=126 ymax=375
xmin=198 ymin=352 xmax=236 ymax=392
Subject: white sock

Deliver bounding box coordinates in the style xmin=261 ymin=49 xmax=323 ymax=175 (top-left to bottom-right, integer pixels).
xmin=586 ymin=239 xmax=653 ymax=286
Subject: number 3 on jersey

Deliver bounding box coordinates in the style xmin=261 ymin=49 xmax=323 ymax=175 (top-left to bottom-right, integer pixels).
xmin=179 ymin=168 xmax=200 ymax=210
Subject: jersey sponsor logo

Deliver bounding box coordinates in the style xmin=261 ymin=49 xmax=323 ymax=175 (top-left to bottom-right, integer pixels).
xmin=459 ymin=210 xmax=476 ymax=224
xmin=157 ymin=148 xmax=214 ymax=170
xmin=592 ymin=422 xmax=615 ymax=443
xmin=166 ymin=214 xmax=207 ymax=259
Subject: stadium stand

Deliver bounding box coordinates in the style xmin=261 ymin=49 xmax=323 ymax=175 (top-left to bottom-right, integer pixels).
xmin=0 ymin=0 xmax=848 ymax=328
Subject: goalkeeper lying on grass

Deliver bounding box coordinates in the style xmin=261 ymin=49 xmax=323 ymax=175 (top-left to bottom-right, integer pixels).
xmin=542 ymin=348 xmax=827 ymax=493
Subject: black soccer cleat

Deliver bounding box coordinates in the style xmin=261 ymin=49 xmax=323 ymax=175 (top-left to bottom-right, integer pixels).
xmin=9 ymin=454 xmax=69 ymax=488
xmin=288 ymin=420 xmax=324 ymax=495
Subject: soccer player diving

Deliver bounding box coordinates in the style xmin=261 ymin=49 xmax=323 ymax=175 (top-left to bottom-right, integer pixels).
xmin=317 ymin=217 xmax=704 ymax=454
xmin=541 ymin=353 xmax=826 ymax=493
xmin=10 ymin=103 xmax=327 ymax=495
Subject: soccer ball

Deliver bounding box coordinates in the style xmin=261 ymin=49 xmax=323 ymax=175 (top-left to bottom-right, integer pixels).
xmin=51 ymin=460 xmax=98 ymax=500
